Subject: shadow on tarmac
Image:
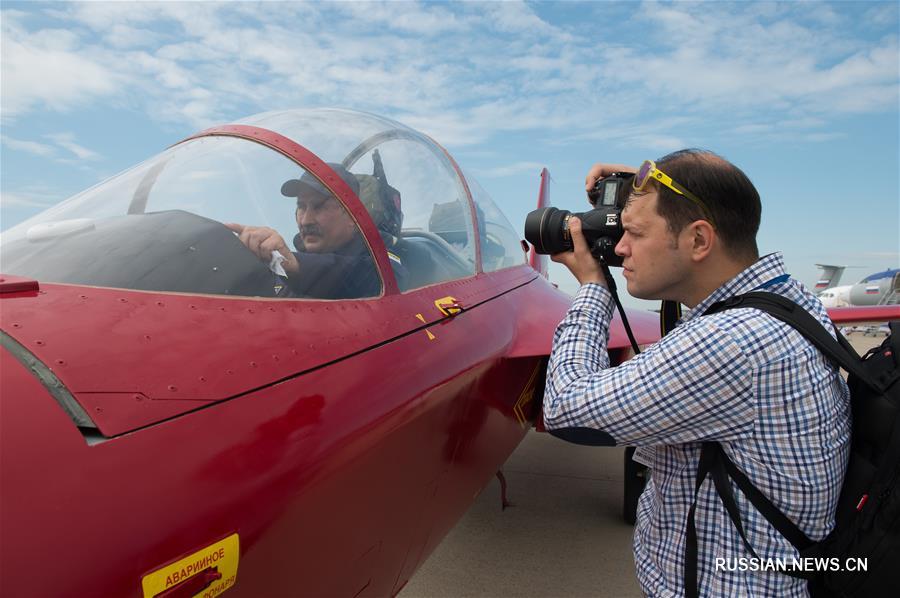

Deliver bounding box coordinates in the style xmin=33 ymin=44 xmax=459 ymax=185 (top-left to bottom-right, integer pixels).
xmin=402 ymin=434 xmax=642 ymax=597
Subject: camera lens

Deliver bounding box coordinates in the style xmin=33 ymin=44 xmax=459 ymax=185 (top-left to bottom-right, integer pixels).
xmin=524 ymin=207 xmax=572 ymax=254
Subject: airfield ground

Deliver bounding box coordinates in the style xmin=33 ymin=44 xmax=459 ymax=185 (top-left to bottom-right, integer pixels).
xmin=402 ymin=331 xmax=884 ymax=598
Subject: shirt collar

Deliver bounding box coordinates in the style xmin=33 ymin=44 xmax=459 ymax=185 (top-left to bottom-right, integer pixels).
xmin=682 ymin=252 xmax=787 ymax=323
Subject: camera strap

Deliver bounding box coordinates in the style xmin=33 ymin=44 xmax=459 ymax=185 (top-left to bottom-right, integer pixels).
xmin=601 ymin=263 xmax=641 ymax=355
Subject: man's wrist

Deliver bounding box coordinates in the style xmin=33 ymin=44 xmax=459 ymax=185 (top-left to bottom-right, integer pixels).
xmin=579 ymin=275 xmax=606 ymax=287
xmin=572 ymin=282 xmax=615 ymax=321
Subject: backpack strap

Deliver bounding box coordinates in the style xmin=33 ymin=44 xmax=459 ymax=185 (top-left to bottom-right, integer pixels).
xmin=684 ymin=443 xmax=816 ymax=598
xmin=684 ymin=442 xmax=763 ymax=598
xmin=660 ymin=299 xmax=682 ymax=337
xmin=705 ymin=291 xmax=882 ymax=392
xmin=710 ymin=442 xmax=816 ymax=555
xmin=685 ymin=291 xmax=864 ymax=596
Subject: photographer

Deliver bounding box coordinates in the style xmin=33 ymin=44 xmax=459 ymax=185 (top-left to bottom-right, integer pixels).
xmin=543 ymin=150 xmax=850 ymax=596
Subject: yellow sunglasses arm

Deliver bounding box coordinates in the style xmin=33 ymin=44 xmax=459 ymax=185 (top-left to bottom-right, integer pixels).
xmin=652 ymin=170 xmax=682 ymax=195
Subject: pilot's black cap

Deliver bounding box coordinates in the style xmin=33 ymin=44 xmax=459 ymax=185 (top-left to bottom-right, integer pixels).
xmin=281 ymin=163 xmax=359 ymax=199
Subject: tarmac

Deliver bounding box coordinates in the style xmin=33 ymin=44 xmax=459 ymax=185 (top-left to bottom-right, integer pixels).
xmin=402 ymin=433 xmax=640 ymax=598
xmin=401 ymin=332 xmax=884 ymax=598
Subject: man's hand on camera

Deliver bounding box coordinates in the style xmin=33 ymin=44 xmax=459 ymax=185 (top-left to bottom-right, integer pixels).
xmin=550 ymin=217 xmax=605 ymax=287
xmin=585 ymin=162 xmax=637 ymax=203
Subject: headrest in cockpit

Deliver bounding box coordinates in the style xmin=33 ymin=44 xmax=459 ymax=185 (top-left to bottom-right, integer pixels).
xmin=355 ymin=173 xmax=403 ymax=238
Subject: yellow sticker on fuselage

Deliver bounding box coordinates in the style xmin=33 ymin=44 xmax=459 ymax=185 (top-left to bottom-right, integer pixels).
xmin=514 ymin=364 xmax=541 ymax=428
xmin=141 ymin=533 xmax=239 ymax=598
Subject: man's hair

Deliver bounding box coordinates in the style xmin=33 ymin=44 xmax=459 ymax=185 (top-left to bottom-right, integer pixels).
xmin=652 ymin=149 xmax=760 ymax=261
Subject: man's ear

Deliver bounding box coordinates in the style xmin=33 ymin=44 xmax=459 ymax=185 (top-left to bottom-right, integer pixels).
xmin=689 ymin=220 xmax=715 ymax=262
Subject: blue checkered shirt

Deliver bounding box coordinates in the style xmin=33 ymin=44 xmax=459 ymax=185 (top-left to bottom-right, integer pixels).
xmin=544 ymin=253 xmax=850 ymax=597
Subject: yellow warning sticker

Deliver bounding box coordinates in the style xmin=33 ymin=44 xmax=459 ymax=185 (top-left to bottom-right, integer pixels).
xmin=141 ymin=533 xmax=239 ymax=598
xmin=415 ymin=313 xmax=436 ymax=340
xmin=434 ymin=296 xmax=462 ymax=316
xmin=514 ymin=364 xmax=541 ymax=428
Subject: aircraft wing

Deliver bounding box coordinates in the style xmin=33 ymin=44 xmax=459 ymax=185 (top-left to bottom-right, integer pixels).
xmin=828 ymin=305 xmax=900 ymax=324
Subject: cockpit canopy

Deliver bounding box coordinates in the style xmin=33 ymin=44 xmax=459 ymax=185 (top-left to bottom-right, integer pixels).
xmin=1 ymin=109 xmax=525 ymax=299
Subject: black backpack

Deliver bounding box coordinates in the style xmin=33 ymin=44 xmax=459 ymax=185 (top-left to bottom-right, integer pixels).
xmin=684 ymin=291 xmax=900 ymax=598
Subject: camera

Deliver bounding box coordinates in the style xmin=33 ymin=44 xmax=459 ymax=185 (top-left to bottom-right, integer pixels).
xmin=524 ymin=173 xmax=634 ymax=267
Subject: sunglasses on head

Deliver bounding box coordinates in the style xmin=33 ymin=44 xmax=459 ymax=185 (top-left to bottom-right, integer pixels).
xmin=633 ymin=160 xmax=715 ymax=227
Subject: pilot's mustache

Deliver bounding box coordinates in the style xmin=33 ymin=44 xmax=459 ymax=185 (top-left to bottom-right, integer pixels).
xmin=300 ymin=225 xmax=322 ymax=236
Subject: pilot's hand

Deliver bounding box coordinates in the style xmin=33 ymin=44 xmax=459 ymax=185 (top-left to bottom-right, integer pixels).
xmin=224 ymin=223 xmax=300 ymax=274
xmin=585 ymin=162 xmax=638 ymax=203
xmin=550 ymin=217 xmax=605 ymax=287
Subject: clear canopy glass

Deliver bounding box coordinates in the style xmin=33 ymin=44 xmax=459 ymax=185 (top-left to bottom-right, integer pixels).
xmin=2 ymin=109 xmax=523 ymax=298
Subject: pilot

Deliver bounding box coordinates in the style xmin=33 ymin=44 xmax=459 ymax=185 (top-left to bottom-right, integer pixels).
xmin=226 ymin=163 xmax=405 ymax=299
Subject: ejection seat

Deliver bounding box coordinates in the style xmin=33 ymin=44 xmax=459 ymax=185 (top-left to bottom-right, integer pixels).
xmin=354 ymin=173 xmax=471 ymax=291
xmin=394 ymin=232 xmax=471 ymax=290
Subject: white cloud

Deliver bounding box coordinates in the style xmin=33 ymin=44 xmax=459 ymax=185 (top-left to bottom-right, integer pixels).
xmin=47 ymin=2 xmax=165 ymax=30
xmin=474 ymin=161 xmax=546 ymax=178
xmin=1 ymin=132 xmax=101 ymax=162
xmin=560 ymin=116 xmax=697 ymax=147
xmin=863 ymin=3 xmax=900 ymax=28
xmin=398 ymin=112 xmax=491 ymax=147
xmin=104 ymin=23 xmax=162 ymax=49
xmin=612 ymin=2 xmax=900 ymax=119
xmin=482 ymin=1 xmax=570 ymax=40
xmin=0 ymin=190 xmax=59 ymax=209
xmin=628 ymin=135 xmax=687 ymax=153
xmin=0 ymin=12 xmax=120 ymax=121
xmin=1 ymin=135 xmax=55 ymax=157
xmin=1 ymin=1 xmax=897 ymax=149
xmin=45 ymin=133 xmax=100 ymax=161
xmin=334 ymin=1 xmax=471 ymax=35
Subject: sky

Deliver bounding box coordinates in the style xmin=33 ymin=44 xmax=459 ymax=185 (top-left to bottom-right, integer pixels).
xmin=2 ymin=0 xmax=898 ymax=309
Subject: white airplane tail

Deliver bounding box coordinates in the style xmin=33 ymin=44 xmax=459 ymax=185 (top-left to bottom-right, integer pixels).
xmin=814 ymin=264 xmax=847 ymax=292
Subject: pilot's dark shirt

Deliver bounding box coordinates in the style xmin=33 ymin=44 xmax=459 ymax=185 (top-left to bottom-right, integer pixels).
xmin=286 ymin=234 xmax=406 ymax=299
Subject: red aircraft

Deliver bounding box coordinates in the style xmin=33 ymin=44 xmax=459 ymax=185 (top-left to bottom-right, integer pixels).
xmin=0 ymin=109 xmax=660 ymax=597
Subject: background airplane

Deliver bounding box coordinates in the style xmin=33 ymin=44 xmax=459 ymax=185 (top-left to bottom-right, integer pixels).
xmin=0 ymin=109 xmax=660 ymax=598
xmin=814 ymin=263 xmax=848 ymax=292
xmin=817 ymin=265 xmax=900 ymax=308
